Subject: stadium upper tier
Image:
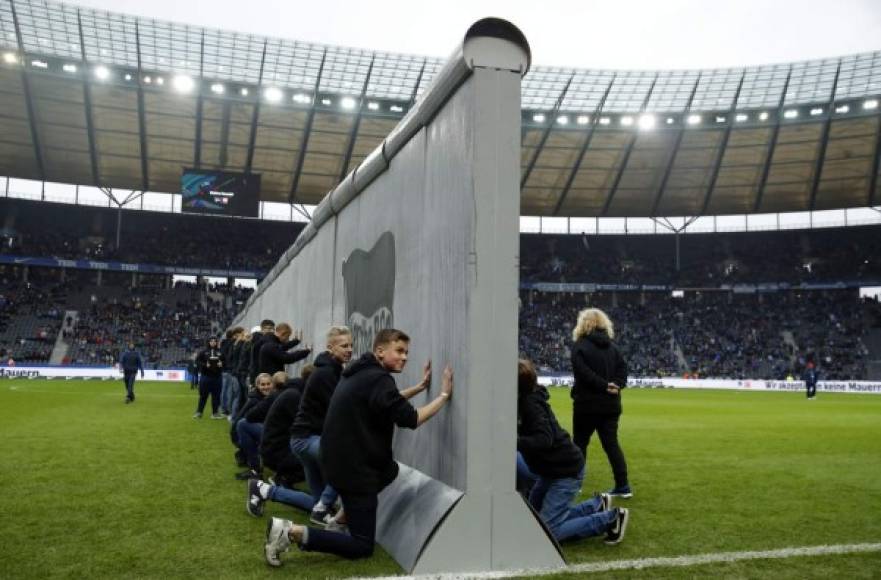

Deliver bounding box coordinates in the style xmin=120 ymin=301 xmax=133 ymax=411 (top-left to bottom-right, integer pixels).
xmin=1 ymin=0 xmax=880 ymax=215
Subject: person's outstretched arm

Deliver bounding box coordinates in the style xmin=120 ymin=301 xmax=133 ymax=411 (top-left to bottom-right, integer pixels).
xmin=416 ymin=365 xmax=453 ymax=427
xmin=400 ymin=360 xmax=431 ymax=400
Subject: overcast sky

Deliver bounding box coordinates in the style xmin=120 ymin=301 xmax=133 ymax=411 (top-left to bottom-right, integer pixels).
xmin=68 ymin=0 xmax=881 ymax=71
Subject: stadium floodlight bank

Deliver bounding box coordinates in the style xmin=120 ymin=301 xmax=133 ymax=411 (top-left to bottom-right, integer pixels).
xmin=232 ymin=18 xmax=566 ymax=575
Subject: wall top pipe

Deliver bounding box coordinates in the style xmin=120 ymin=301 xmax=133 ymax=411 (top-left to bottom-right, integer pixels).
xmin=235 ymin=18 xmax=530 ymax=321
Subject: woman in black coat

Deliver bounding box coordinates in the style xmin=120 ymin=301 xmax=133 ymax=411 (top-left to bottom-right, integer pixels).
xmin=570 ymin=308 xmax=632 ymax=498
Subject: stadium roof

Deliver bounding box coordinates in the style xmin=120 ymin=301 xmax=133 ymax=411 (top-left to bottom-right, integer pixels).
xmin=0 ymin=0 xmax=880 ymax=216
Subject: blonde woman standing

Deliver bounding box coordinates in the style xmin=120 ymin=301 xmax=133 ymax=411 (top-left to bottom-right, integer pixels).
xmin=570 ymin=308 xmax=632 ymax=498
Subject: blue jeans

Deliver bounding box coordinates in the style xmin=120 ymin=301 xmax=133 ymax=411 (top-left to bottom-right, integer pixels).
xmin=517 ymin=452 xmax=538 ymax=496
xmin=290 ymin=435 xmax=338 ymax=508
xmin=268 ymin=484 xmax=315 ymax=513
xmin=236 ymin=420 xmax=263 ymax=471
xmin=529 ymin=471 xmax=617 ymax=542
xmin=220 ymin=372 xmax=232 ymax=412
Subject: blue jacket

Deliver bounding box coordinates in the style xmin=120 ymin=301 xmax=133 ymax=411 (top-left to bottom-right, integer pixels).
xmin=120 ymin=350 xmax=144 ymax=373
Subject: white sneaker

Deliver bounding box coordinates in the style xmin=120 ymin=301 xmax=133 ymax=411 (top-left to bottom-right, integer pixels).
xmin=325 ymin=519 xmax=349 ymax=534
xmin=264 ymin=517 xmax=292 ymax=567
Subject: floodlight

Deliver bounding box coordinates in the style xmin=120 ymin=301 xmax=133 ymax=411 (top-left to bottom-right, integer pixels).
xmin=293 ymin=93 xmax=311 ymax=104
xmin=576 ymin=115 xmax=590 ymax=125
xmin=864 ymin=99 xmax=879 ymax=110
xmin=124 ymin=74 xmax=132 ymax=81
xmin=599 ymin=117 xmax=611 ymax=125
xmin=321 ymin=98 xmax=332 ymax=106
xmin=3 ymin=52 xmax=17 ymax=64
xmin=532 ymin=113 xmax=546 ymax=122
xmin=686 ymin=114 xmax=701 ymax=125
xmin=144 ymin=75 xmax=152 ymax=84
xmin=94 ymin=65 xmax=111 ymax=81
xmin=809 ymin=107 xmax=823 ymax=116
xmin=264 ymin=87 xmax=283 ymax=102
xmin=783 ymin=109 xmax=798 ymax=119
xmin=240 ymin=88 xmax=249 ymax=96
xmin=390 ymin=105 xmax=403 ymax=112
xmin=759 ymin=111 xmax=769 ymax=121
xmin=367 ymin=102 xmax=379 ymax=110
xmin=62 ymin=64 xmax=77 ymax=73
xmin=735 ymin=113 xmax=748 ymax=122
xmin=172 ymin=74 xmax=195 ymax=93
xmin=835 ymin=104 xmax=850 ymax=114
xmin=155 ymin=77 xmax=164 ymax=86
xmin=31 ymin=59 xmax=48 ymax=69
xmin=556 ymin=115 xmax=568 ymax=125
xmin=637 ymin=114 xmax=655 ymax=130
xmin=715 ymin=116 xmax=726 ymax=123
xmin=620 ymin=116 xmax=634 ymax=126
xmin=210 ymin=83 xmax=225 ymax=94
xmin=340 ymin=96 xmax=357 ymax=110
xmin=666 ymin=117 xmax=675 ymax=125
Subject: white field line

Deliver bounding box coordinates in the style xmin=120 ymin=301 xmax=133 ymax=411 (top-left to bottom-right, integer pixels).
xmin=354 ymin=542 xmax=881 ymax=580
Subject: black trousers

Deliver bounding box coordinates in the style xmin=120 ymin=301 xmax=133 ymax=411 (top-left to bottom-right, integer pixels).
xmin=303 ymin=490 xmax=377 ymax=559
xmin=806 ymin=380 xmax=817 ymax=398
xmin=196 ymin=375 xmax=222 ymax=414
xmin=572 ymin=410 xmax=629 ymax=488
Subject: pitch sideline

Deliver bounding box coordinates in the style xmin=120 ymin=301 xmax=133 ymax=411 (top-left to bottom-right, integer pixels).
xmin=354 ymin=542 xmax=881 ymax=579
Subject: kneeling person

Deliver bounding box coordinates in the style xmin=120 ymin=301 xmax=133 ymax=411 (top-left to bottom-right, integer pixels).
xmin=264 ymin=329 xmax=452 ymax=565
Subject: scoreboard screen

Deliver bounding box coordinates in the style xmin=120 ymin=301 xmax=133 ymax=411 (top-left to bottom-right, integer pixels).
xmin=181 ymin=169 xmax=260 ymax=217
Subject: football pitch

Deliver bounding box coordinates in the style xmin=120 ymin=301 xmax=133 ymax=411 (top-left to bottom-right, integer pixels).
xmin=1 ymin=379 xmax=880 ymax=579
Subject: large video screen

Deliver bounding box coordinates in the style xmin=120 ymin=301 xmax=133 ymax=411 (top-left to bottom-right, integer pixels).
xmin=181 ymin=169 xmax=260 ymax=217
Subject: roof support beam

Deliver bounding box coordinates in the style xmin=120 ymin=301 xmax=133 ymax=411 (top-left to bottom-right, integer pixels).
xmin=601 ymin=76 xmax=659 ymax=215
xmin=244 ymin=41 xmax=268 ymax=175
xmin=10 ymin=0 xmax=45 ymax=180
xmin=868 ymin=107 xmax=881 ymax=206
xmin=134 ymin=21 xmax=150 ymax=192
xmin=520 ymin=73 xmax=575 ymax=189
xmin=218 ymin=102 xmax=231 ymax=167
xmin=288 ymin=49 xmax=328 ymax=204
xmin=552 ymin=75 xmax=616 ymax=216
xmin=193 ymin=30 xmax=205 ymax=169
xmin=409 ymin=59 xmax=427 ymax=106
xmin=651 ymin=73 xmax=704 ymax=216
xmin=338 ymin=57 xmax=376 ymax=182
xmin=699 ymin=71 xmax=747 ymax=215
xmin=76 ymin=9 xmax=100 ymax=186
xmin=808 ymin=62 xmax=842 ymax=211
xmin=752 ymin=67 xmax=793 ymax=213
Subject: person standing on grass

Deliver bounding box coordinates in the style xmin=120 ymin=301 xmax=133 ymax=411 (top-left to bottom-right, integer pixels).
xmin=194 ymin=337 xmax=225 ymax=419
xmin=518 ymin=358 xmax=628 ymax=545
xmin=570 ymin=308 xmax=632 ymax=498
xmin=119 ymin=342 xmax=144 ymax=404
xmin=803 ymin=354 xmax=819 ymax=400
xmin=263 ymin=329 xmax=452 ymax=566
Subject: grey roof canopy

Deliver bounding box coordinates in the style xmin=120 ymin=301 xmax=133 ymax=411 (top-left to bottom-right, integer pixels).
xmin=0 ymin=0 xmax=880 ymax=216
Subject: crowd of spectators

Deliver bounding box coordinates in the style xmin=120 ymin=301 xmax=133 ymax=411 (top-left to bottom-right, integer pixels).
xmin=521 ymin=226 xmax=881 ymax=286
xmin=1 ymin=198 xmax=302 ymax=272
xmin=0 ymin=270 xmax=66 ymax=363
xmin=520 ymin=289 xmax=872 ymax=380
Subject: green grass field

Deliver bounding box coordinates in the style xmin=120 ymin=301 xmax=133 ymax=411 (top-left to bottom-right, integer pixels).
xmin=1 ymin=379 xmax=880 ymax=579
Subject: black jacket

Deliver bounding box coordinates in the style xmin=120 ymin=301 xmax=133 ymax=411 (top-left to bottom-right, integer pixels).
xmin=245 ymin=388 xmax=284 ymax=424
xmin=290 ymin=352 xmax=342 ymax=439
xmin=570 ymin=330 xmax=628 ymax=415
xmin=258 ymin=334 xmax=310 ymax=376
xmin=260 ymin=378 xmax=305 ymax=459
xmin=119 ymin=349 xmax=144 ymax=373
xmin=220 ymin=338 xmax=233 ymax=370
xmin=236 ymin=340 xmax=252 ymax=377
xmin=320 ymin=352 xmax=418 ymax=494
xmin=249 ymin=332 xmax=272 ymax=382
xmin=196 ymin=347 xmax=225 ymax=379
xmin=228 ymin=341 xmax=242 ymax=375
xmin=518 ymin=386 xmax=584 ymax=479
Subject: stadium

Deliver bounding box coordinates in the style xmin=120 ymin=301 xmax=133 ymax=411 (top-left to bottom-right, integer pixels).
xmin=1 ymin=0 xmax=880 ymax=578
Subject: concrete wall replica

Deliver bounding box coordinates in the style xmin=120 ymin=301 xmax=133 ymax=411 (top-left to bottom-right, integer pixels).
xmin=233 ymin=19 xmax=564 ymax=575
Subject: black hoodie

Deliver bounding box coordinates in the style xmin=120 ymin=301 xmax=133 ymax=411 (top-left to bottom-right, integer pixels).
xmin=570 ymin=330 xmax=628 ymax=415
xmin=518 ymin=385 xmax=584 ymax=479
xmin=196 ymin=344 xmax=224 ymax=378
xmin=290 ymin=351 xmax=343 ymax=439
xmin=320 ymin=352 xmax=418 ymax=494
xmin=260 ymin=378 xmax=305 ymax=460
xmin=258 ymin=333 xmax=310 ymax=375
